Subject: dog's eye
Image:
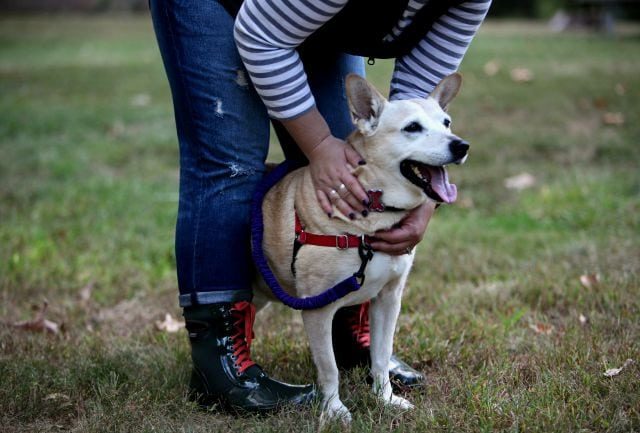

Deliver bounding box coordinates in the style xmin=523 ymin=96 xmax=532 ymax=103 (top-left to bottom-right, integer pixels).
xmin=402 ymin=122 xmax=423 ymax=133
xmin=443 ymin=118 xmax=451 ymax=128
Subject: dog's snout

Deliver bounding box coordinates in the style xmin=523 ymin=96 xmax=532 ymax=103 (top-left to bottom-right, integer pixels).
xmin=449 ymin=139 xmax=470 ymax=160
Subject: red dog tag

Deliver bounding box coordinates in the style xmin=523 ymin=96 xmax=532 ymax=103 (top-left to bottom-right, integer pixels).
xmin=367 ymin=190 xmax=385 ymax=212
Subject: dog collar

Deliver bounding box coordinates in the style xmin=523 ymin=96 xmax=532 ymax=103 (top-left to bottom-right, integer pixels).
xmin=295 ymin=211 xmax=372 ymax=249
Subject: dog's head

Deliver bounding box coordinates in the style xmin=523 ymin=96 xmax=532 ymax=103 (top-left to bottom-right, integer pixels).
xmin=346 ymin=74 xmax=468 ymax=205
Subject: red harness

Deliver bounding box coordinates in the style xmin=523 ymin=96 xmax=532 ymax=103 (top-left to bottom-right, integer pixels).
xmin=294 ymin=211 xmax=373 ymax=250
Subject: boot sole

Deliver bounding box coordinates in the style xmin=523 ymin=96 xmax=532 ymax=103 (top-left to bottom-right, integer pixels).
xmin=190 ymin=388 xmax=317 ymax=414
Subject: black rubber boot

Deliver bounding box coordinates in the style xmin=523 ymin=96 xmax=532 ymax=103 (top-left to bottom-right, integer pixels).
xmin=184 ymin=301 xmax=315 ymax=412
xmin=332 ymin=302 xmax=425 ymax=389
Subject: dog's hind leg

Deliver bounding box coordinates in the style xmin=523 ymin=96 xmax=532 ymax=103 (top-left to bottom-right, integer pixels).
xmin=251 ymin=290 xmax=272 ymax=313
xmin=301 ymin=307 xmax=352 ymax=424
xmin=369 ymin=285 xmax=414 ymax=410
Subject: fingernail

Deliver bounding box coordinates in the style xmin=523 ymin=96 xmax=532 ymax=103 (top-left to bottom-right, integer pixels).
xmin=358 ymin=160 xmax=366 ymax=165
xmin=362 ymin=209 xmax=369 ymax=217
xmin=362 ymin=199 xmax=370 ymax=206
xmin=348 ymin=212 xmax=356 ymax=220
xmin=327 ymin=212 xmax=333 ymax=218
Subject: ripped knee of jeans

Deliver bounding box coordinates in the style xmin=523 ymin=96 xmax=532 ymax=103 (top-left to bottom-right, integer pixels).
xmin=227 ymin=162 xmax=255 ymax=178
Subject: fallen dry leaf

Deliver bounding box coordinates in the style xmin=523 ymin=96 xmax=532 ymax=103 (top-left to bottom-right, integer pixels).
xmin=483 ymin=60 xmax=500 ymax=76
xmin=602 ymin=112 xmax=624 ymax=126
xmin=78 ymin=282 xmax=94 ymax=303
xmin=45 ymin=393 xmax=70 ymax=402
xmin=579 ymin=314 xmax=588 ymax=325
xmin=529 ymin=322 xmax=555 ymax=335
xmin=510 ymin=67 xmax=534 ymax=83
xmin=593 ymin=97 xmax=609 ymax=110
xmin=603 ymin=359 xmax=634 ymax=377
xmin=579 ymin=273 xmax=600 ymax=289
xmin=504 ymin=173 xmax=537 ymax=191
xmin=155 ymin=313 xmax=184 ymax=333
xmin=11 ymin=301 xmax=60 ymax=334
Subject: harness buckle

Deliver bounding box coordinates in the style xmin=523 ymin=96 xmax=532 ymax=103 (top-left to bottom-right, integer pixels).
xmin=297 ymin=231 xmax=307 ymax=244
xmin=336 ymin=235 xmax=349 ymax=250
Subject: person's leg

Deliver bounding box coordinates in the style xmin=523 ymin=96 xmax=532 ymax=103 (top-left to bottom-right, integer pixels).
xmin=153 ymin=4 xmax=266 ymax=306
xmin=150 ymin=0 xmax=314 ymax=411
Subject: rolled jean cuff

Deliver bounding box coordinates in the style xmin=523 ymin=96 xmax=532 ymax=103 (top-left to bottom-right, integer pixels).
xmin=179 ymin=289 xmax=253 ymax=307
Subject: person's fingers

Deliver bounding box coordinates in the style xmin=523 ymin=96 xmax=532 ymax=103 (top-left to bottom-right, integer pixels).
xmin=328 ymin=188 xmax=340 ymax=203
xmin=337 ymin=182 xmax=349 ymax=198
xmin=344 ymin=194 xmax=367 ymax=215
xmin=335 ymin=198 xmax=357 ymax=220
xmin=344 ymin=144 xmax=365 ymax=167
xmin=336 ymin=181 xmax=366 ymax=215
xmin=340 ymin=174 xmax=369 ymax=207
xmin=373 ymin=225 xmax=422 ymax=244
xmin=368 ymin=238 xmax=415 ymax=256
xmin=316 ymin=189 xmax=333 ymax=216
xmin=374 ymin=202 xmax=435 ymax=243
xmin=307 ymin=135 xmax=371 ymax=216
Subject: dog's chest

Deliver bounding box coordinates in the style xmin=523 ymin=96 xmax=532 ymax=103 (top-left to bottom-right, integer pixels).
xmin=362 ymin=253 xmax=413 ymax=295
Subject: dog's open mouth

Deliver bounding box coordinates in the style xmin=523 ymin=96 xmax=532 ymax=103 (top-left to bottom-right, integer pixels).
xmin=400 ymin=160 xmax=457 ymax=203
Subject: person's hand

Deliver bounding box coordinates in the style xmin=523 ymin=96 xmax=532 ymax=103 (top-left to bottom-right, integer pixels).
xmin=368 ymin=202 xmax=436 ymax=255
xmin=308 ymin=135 xmax=370 ymax=219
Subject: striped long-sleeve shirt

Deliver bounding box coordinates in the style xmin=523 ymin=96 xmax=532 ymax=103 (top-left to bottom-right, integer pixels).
xmin=234 ymin=0 xmax=492 ymax=120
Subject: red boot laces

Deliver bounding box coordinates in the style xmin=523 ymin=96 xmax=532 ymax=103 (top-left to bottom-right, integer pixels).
xmin=348 ymin=301 xmax=371 ymax=349
xmin=230 ymin=301 xmax=257 ymax=374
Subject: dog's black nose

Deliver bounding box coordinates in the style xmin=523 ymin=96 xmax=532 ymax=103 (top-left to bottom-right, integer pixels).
xmin=449 ymin=139 xmax=470 ymax=160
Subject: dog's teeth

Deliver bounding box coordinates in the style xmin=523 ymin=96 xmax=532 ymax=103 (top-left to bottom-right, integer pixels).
xmin=412 ymin=165 xmax=427 ymax=181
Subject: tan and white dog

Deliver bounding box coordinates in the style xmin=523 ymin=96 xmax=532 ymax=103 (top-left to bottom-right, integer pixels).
xmin=256 ymin=73 xmax=468 ymax=422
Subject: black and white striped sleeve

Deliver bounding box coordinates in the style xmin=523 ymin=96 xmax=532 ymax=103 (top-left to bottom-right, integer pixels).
xmin=234 ymin=0 xmax=349 ymax=120
xmin=390 ymin=0 xmax=492 ymax=100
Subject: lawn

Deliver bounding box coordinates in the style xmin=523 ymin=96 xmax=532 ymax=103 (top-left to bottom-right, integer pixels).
xmin=0 ymin=14 xmax=639 ymax=433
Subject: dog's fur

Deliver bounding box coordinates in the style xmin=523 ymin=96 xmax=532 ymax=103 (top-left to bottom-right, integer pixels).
xmin=255 ymin=74 xmax=467 ymax=422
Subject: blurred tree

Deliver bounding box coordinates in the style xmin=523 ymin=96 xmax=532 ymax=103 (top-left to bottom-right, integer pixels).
xmin=0 ymin=0 xmax=637 ymax=19
xmin=0 ymin=0 xmax=147 ymax=12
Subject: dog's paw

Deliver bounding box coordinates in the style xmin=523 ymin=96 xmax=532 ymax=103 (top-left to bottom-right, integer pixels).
xmin=320 ymin=400 xmax=352 ymax=426
xmin=388 ymin=394 xmax=414 ymax=410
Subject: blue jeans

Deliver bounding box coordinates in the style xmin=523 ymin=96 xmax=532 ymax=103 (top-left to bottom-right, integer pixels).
xmin=149 ymin=0 xmax=365 ymax=307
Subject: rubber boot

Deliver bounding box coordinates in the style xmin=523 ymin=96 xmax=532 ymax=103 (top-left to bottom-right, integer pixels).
xmin=184 ymin=301 xmax=315 ymax=412
xmin=332 ymin=302 xmax=425 ymax=388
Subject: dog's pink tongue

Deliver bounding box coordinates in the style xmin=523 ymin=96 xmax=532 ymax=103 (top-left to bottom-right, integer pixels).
xmin=427 ymin=166 xmax=457 ymax=203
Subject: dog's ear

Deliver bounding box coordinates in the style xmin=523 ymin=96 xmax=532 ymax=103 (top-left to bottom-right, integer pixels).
xmin=430 ymin=73 xmax=462 ymax=110
xmin=346 ymin=74 xmax=387 ymax=136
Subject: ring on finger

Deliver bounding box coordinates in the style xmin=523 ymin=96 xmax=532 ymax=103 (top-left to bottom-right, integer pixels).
xmin=329 ymin=189 xmax=339 ymax=201
xmin=337 ymin=183 xmax=348 ymax=196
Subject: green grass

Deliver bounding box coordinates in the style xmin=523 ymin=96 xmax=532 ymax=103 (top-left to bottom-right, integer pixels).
xmin=1 ymin=14 xmax=639 ymax=433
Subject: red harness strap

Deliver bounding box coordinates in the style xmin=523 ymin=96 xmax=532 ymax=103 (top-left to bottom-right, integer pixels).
xmin=294 ymin=211 xmax=371 ymax=250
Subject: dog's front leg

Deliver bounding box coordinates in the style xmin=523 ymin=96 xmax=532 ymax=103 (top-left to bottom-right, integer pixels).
xmin=301 ymin=308 xmax=351 ymax=424
xmin=369 ymin=287 xmax=414 ymax=410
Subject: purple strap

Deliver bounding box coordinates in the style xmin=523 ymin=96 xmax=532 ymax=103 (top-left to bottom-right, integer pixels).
xmin=250 ymin=161 xmax=362 ymax=310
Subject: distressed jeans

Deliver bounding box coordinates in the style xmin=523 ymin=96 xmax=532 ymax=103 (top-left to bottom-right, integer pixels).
xmin=149 ymin=0 xmax=365 ymax=306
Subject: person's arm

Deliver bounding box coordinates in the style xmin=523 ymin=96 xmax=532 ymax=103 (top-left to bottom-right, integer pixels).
xmin=390 ymin=0 xmax=492 ymax=100
xmin=234 ymin=0 xmax=368 ymax=217
xmin=234 ymin=0 xmax=348 ymax=120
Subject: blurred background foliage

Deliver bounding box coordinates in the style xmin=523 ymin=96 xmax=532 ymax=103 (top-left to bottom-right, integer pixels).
xmin=0 ymin=0 xmax=639 ymax=20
